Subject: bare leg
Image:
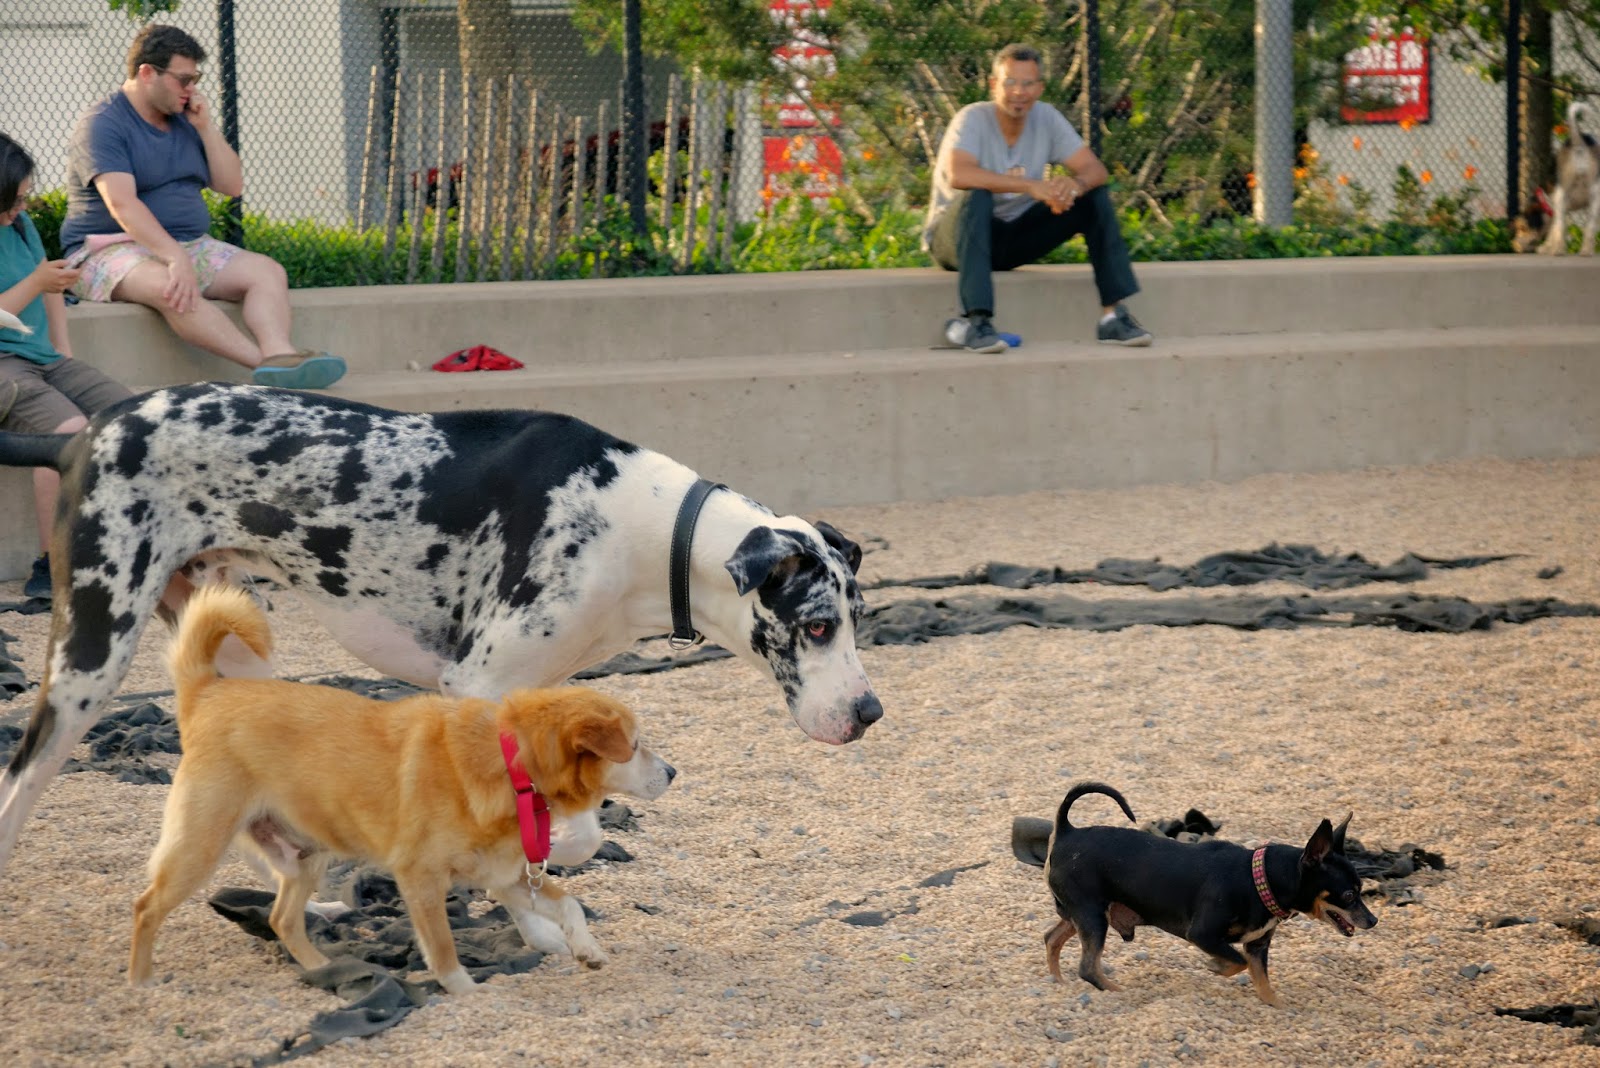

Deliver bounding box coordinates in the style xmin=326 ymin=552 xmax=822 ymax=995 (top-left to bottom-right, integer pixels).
xmin=111 ymin=261 xmax=267 ymax=369
xmin=31 ymin=415 xmax=88 ymax=549
xmin=204 ymin=250 xmax=295 ymax=358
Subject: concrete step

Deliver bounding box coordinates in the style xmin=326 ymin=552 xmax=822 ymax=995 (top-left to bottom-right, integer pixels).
xmin=64 ymin=255 xmax=1600 ymax=387
xmin=317 ymin=325 xmax=1600 ymax=513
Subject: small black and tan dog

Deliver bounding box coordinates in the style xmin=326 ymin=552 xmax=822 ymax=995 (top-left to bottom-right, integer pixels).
xmin=1042 ymin=782 xmax=1376 ymax=1006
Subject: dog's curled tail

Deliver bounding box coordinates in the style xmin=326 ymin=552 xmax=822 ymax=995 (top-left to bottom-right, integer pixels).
xmin=1055 ymin=781 xmax=1137 ymax=833
xmin=0 ymin=431 xmax=73 ymax=472
xmin=168 ymin=585 xmax=274 ymax=717
xmin=1571 ymin=100 xmax=1598 ymax=144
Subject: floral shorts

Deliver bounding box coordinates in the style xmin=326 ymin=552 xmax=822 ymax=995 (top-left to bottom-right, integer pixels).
xmin=67 ymin=235 xmax=241 ymax=303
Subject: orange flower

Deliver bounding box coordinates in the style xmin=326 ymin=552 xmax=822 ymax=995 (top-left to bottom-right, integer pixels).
xmin=1464 ymin=165 xmax=1478 ymax=180
xmin=1352 ymin=136 xmax=1363 ymax=150
xmin=1420 ymin=169 xmax=1433 ymax=183
xmin=1398 ymin=116 xmax=1417 ymax=131
xmin=1293 ymin=166 xmax=1308 ymax=180
xmin=1245 ymin=172 xmax=1257 ymax=189
xmin=761 ymin=185 xmax=775 ymax=202
xmin=1337 ymin=174 xmax=1350 ymax=186
xmin=861 ymin=147 xmax=875 ymax=161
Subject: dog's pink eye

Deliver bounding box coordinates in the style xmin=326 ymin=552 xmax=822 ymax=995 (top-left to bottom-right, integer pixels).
xmin=807 ymin=621 xmax=833 ymax=640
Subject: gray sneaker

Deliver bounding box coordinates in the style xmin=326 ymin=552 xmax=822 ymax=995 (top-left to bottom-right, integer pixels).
xmin=956 ymin=316 xmax=1009 ymax=354
xmin=1097 ymin=304 xmax=1153 ymax=346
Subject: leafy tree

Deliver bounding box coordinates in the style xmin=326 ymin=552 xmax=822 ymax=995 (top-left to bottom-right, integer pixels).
xmin=574 ymin=0 xmax=1371 ymax=219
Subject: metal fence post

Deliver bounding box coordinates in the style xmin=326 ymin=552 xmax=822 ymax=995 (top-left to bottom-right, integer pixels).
xmin=218 ymin=0 xmax=243 ymax=246
xmin=1082 ymin=0 xmax=1102 ymax=159
xmin=1252 ymin=0 xmax=1294 ymax=227
xmin=622 ymin=0 xmax=648 ymax=236
xmin=1505 ymin=0 xmax=1521 ymax=220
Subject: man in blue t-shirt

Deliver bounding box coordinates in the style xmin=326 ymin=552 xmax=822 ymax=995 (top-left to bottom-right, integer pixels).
xmin=923 ymin=43 xmax=1153 ymax=353
xmin=1 ymin=133 xmax=136 ymax=602
xmin=61 ymin=23 xmax=344 ymax=390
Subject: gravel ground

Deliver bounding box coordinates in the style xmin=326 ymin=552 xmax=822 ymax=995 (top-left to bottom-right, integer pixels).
xmin=1 ymin=455 xmax=1598 ymax=1067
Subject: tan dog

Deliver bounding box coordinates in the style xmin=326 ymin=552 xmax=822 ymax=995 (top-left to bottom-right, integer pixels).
xmin=128 ymin=585 xmax=675 ymax=994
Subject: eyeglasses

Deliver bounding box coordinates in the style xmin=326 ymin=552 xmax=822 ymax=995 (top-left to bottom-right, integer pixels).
xmin=153 ymin=66 xmax=203 ymax=89
xmin=1000 ymin=78 xmax=1043 ymax=91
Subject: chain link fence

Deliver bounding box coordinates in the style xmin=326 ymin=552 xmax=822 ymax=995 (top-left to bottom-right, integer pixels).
xmin=0 ymin=1 xmax=1564 ymax=283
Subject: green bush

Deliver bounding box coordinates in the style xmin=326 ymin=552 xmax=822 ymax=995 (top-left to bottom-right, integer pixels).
xmin=23 ymin=183 xmax=1511 ymax=290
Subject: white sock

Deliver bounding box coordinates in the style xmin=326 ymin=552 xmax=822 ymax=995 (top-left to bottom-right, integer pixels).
xmin=1099 ymin=312 xmax=1116 ymax=324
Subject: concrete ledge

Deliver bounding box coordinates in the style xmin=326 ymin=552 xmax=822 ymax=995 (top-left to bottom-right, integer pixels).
xmin=3 ymin=256 xmax=1597 ymax=579
xmin=61 ymin=255 xmax=1600 ymax=385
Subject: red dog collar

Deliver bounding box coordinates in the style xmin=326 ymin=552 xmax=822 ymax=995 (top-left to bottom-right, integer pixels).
xmin=499 ymin=733 xmax=551 ymax=865
xmin=1252 ymin=847 xmax=1292 ymax=920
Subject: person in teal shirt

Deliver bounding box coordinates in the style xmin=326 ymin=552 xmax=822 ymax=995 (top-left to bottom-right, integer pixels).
xmin=0 ymin=132 xmax=135 ymax=602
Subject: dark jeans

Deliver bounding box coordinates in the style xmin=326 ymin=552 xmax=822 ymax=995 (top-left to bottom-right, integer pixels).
xmin=928 ymin=186 xmax=1139 ymax=318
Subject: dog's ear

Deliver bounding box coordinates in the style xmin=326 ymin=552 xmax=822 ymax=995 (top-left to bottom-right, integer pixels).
xmin=1300 ymin=818 xmax=1335 ymax=869
xmin=1331 ymin=812 xmax=1352 ymax=855
xmin=725 ymin=526 xmax=807 ymax=595
xmin=813 ymin=520 xmax=863 ymax=574
xmin=574 ymin=708 xmax=635 ymax=764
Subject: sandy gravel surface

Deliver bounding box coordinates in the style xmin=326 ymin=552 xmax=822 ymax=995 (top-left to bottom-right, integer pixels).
xmin=1 ymin=455 xmax=1598 ymax=1067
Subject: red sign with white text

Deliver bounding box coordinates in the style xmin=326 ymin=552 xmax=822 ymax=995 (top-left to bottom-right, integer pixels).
xmin=763 ymin=134 xmax=842 ymax=201
xmin=1341 ymin=27 xmax=1431 ymax=125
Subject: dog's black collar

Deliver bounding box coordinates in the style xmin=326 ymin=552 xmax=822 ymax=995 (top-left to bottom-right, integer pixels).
xmin=669 ymin=478 xmax=724 ymax=648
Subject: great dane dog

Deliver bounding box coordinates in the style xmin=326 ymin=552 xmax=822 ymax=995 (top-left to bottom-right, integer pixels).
xmin=0 ymin=383 xmax=882 ymax=878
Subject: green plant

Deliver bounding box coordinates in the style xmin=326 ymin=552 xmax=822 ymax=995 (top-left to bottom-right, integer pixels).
xmin=21 ymin=180 xmax=1512 ymax=289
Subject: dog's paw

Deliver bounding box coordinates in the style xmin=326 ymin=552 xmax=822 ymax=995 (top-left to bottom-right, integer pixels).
xmin=438 ymin=969 xmax=481 ymax=995
xmin=570 ymin=933 xmax=609 ymax=969
xmin=305 ymin=899 xmax=353 ymax=921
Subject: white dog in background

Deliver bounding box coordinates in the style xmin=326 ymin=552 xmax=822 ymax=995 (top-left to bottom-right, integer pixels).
xmin=1514 ymin=101 xmax=1600 ymax=256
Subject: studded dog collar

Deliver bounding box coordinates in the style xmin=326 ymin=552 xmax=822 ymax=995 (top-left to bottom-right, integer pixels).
xmin=1252 ymin=846 xmax=1292 ymax=920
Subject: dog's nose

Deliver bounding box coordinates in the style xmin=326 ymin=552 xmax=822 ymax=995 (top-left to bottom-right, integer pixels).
xmin=664 ymin=762 xmax=677 ymax=784
xmin=852 ymin=692 xmax=883 ymax=728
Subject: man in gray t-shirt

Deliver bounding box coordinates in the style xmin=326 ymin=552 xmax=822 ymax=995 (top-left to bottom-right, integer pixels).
xmin=924 ymin=43 xmax=1152 ymax=353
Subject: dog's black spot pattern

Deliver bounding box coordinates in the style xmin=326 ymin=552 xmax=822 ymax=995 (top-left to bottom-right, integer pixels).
xmin=62 ymin=581 xmax=121 ymax=673
xmin=8 ymin=700 xmax=58 ymax=772
xmin=194 ymin=401 xmax=226 ymax=428
xmin=126 ymin=500 xmax=150 ymax=527
xmin=227 ymin=394 xmax=267 ymax=430
xmin=187 ymin=500 xmax=206 ymax=515
xmin=302 ymin=525 xmax=352 ymax=573
xmin=109 ymin=415 xmax=156 ymax=478
xmin=317 ymin=571 xmax=349 ymax=597
xmin=392 ymin=472 xmax=413 ymax=491
xmin=128 ymin=538 xmax=153 ymax=590
xmin=332 ymin=448 xmax=368 ymax=505
xmin=421 ymin=544 xmax=449 ymax=573
xmin=238 ymin=501 xmax=298 ymax=539
xmin=247 ymin=434 xmax=316 ymax=466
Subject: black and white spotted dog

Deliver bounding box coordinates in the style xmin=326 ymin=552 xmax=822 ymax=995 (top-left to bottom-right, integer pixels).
xmin=0 ymin=383 xmax=882 ymax=876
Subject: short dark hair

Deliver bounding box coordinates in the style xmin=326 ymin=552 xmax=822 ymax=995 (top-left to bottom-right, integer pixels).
xmin=127 ymin=23 xmax=206 ymax=80
xmin=992 ymin=44 xmax=1043 ymax=77
xmin=0 ymin=132 xmax=36 ymax=223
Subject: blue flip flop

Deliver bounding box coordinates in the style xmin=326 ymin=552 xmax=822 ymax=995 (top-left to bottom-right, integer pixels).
xmin=252 ymin=352 xmax=347 ymax=390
